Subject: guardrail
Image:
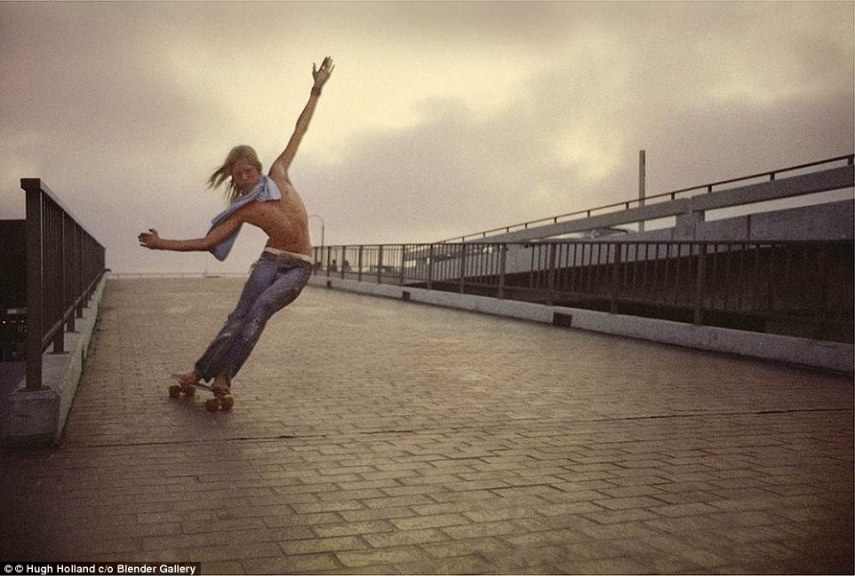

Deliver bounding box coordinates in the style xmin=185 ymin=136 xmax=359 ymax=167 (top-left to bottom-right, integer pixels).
xmin=313 ymin=239 xmax=853 ymax=342
xmin=440 ymin=154 xmax=855 ymax=243
xmin=20 ymin=179 xmax=106 ymax=390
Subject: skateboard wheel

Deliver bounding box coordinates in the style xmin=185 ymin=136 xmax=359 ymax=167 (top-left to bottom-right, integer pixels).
xmin=220 ymin=396 xmax=234 ymax=411
xmin=204 ymin=398 xmax=220 ymax=412
xmin=168 ymin=385 xmax=181 ymax=398
xmin=182 ymin=385 xmax=196 ymax=397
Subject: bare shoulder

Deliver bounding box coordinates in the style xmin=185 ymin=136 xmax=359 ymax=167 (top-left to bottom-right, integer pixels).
xmin=268 ymin=166 xmax=293 ymax=192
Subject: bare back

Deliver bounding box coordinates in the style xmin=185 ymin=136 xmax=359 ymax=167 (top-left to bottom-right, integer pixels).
xmin=239 ymin=177 xmax=311 ymax=256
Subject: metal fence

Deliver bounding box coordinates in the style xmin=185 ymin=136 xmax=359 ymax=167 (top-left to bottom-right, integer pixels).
xmin=313 ymin=239 xmax=853 ymax=342
xmin=20 ymin=179 xmax=106 ymax=390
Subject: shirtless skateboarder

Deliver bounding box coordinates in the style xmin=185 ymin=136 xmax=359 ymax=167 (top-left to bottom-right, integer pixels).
xmin=138 ymin=57 xmax=334 ymax=406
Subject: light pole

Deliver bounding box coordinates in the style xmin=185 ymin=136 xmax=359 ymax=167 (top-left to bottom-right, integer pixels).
xmin=638 ymin=150 xmax=646 ymax=233
xmin=309 ymin=214 xmax=325 ymax=266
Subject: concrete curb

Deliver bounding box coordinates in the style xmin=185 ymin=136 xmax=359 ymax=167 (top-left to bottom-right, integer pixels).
xmin=3 ymin=274 xmax=107 ymax=447
xmin=309 ymin=276 xmax=853 ymax=373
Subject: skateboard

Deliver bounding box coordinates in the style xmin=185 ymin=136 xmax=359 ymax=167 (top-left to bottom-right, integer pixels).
xmin=169 ymin=374 xmax=234 ymax=412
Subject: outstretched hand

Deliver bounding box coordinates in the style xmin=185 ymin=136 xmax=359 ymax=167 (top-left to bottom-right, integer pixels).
xmin=138 ymin=228 xmax=161 ymax=250
xmin=312 ymin=56 xmax=334 ymax=88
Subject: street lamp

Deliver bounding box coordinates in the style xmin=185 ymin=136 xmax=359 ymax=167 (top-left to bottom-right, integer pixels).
xmin=309 ymin=214 xmax=325 ymax=266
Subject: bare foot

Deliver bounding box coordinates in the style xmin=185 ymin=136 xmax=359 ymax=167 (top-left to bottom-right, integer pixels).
xmin=172 ymin=370 xmax=200 ymax=387
xmin=211 ymin=374 xmax=231 ymax=395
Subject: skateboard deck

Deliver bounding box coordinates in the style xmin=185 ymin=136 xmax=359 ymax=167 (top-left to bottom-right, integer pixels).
xmin=168 ymin=373 xmax=234 ymax=411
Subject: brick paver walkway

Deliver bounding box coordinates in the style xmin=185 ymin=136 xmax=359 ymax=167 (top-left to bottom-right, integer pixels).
xmin=2 ymin=277 xmax=852 ymax=574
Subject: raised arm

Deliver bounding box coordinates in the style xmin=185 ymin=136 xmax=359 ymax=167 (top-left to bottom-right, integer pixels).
xmin=269 ymin=57 xmax=335 ymax=183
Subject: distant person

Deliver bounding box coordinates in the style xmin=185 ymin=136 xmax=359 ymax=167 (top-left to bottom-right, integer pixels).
xmin=138 ymin=57 xmax=335 ymax=399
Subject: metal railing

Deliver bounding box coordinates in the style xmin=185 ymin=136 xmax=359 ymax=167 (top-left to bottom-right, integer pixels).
xmin=20 ymin=179 xmax=106 ymax=390
xmin=440 ymin=154 xmax=855 ymax=243
xmin=313 ymin=239 xmax=853 ymax=342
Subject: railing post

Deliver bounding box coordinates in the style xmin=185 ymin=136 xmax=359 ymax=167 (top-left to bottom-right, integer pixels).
xmin=497 ymin=244 xmax=507 ymax=300
xmin=357 ymin=246 xmax=363 ymax=282
xmin=325 ymin=246 xmax=331 ymax=277
xmin=24 ymin=181 xmax=44 ymax=390
xmin=547 ymin=243 xmax=556 ymax=306
xmin=399 ymin=245 xmax=407 ymax=285
xmin=814 ymin=243 xmax=829 ymax=338
xmin=75 ymin=224 xmax=84 ymax=319
xmin=52 ymin=211 xmax=68 ymax=353
xmin=693 ymin=243 xmax=707 ymax=325
xmin=458 ymin=245 xmax=466 ymax=294
xmin=64 ymin=216 xmax=76 ymax=333
xmin=610 ymin=243 xmax=622 ymax=313
xmin=427 ymin=245 xmax=434 ymax=290
xmin=377 ymin=245 xmax=384 ymax=284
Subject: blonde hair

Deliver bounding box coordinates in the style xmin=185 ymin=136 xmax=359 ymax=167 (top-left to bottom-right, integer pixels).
xmin=207 ymin=145 xmax=263 ymax=202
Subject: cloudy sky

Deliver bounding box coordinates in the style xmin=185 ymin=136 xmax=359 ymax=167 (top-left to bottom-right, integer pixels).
xmin=1 ymin=1 xmax=852 ymax=274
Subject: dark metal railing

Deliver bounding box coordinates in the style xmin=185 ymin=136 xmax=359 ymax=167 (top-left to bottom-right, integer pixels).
xmin=20 ymin=179 xmax=106 ymax=390
xmin=313 ymin=239 xmax=853 ymax=342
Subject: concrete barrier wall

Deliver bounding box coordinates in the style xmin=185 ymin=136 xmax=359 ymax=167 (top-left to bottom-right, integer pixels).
xmin=746 ymin=199 xmax=854 ymax=241
xmin=3 ymin=274 xmax=107 ymax=447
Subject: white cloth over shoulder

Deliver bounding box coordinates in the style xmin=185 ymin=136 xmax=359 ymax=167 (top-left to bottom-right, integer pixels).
xmin=208 ymin=175 xmax=281 ymax=261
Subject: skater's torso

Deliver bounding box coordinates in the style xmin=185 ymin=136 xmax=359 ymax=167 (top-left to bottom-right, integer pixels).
xmin=238 ymin=177 xmax=311 ymax=257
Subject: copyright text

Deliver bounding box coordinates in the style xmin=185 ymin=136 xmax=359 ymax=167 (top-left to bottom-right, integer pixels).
xmin=2 ymin=564 xmax=200 ymax=576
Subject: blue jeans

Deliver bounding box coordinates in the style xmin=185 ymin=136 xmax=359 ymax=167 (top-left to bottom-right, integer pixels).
xmin=195 ymin=251 xmax=311 ymax=384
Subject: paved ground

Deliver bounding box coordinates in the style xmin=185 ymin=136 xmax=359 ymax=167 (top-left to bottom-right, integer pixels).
xmin=2 ymin=277 xmax=852 ymax=574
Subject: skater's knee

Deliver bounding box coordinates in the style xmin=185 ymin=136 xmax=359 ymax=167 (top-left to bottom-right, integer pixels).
xmin=245 ymin=315 xmax=265 ymax=339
